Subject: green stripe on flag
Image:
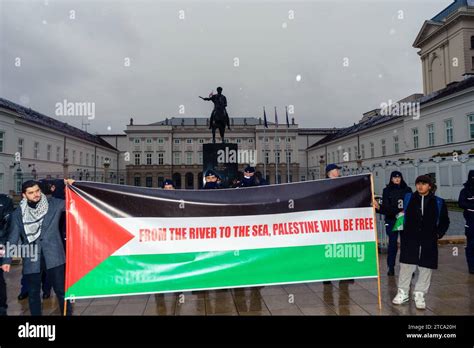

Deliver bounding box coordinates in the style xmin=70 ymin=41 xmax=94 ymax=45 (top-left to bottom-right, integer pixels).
xmin=67 ymin=242 xmax=377 ymax=298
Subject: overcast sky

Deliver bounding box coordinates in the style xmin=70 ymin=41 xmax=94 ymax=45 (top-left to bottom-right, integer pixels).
xmin=0 ymin=0 xmax=453 ymax=133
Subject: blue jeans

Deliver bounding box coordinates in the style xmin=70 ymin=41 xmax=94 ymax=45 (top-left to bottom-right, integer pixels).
xmin=386 ymin=221 xmax=398 ymax=269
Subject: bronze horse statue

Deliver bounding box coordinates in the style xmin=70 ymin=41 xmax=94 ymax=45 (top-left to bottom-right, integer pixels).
xmin=199 ymin=87 xmax=230 ymax=143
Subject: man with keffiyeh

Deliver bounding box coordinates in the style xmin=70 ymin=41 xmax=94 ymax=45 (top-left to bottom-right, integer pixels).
xmin=0 ymin=179 xmax=74 ymax=316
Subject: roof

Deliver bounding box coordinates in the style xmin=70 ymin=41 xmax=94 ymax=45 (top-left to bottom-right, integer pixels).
xmin=148 ymin=117 xmax=265 ymax=127
xmin=0 ymin=97 xmax=118 ymax=151
xmin=307 ymin=114 xmax=402 ymax=149
xmin=298 ymin=128 xmax=340 ymax=135
xmin=420 ymin=75 xmax=474 ymax=105
xmin=307 ymin=76 xmax=474 ymax=150
xmin=431 ymin=0 xmax=469 ymax=22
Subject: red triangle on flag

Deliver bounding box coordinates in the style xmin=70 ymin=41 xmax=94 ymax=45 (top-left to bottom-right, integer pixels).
xmin=65 ymin=186 xmax=135 ymax=291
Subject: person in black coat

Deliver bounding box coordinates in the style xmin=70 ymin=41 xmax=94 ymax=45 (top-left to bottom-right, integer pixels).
xmin=378 ymin=171 xmax=412 ymax=276
xmin=0 ymin=193 xmax=14 ymax=315
xmin=240 ymin=166 xmax=259 ymax=187
xmin=392 ymin=175 xmax=450 ymax=310
xmin=458 ymin=170 xmax=474 ymax=274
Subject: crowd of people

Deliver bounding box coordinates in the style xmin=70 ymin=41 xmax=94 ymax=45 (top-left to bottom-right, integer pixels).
xmin=0 ymin=166 xmax=472 ymax=315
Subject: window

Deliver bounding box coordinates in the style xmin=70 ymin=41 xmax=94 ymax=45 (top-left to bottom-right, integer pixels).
xmin=427 ymin=124 xmax=435 ymax=146
xmin=275 ymin=137 xmax=281 ymax=143
xmin=174 ymin=139 xmax=180 ymax=144
xmin=134 ymin=153 xmax=141 ymax=165
xmin=370 ymin=143 xmax=374 ymax=158
xmin=186 ymin=152 xmax=193 ymax=165
xmin=264 ymin=151 xmax=269 ymax=164
xmin=286 ymin=137 xmax=291 ymax=143
xmin=134 ymin=176 xmax=141 ymax=186
xmin=173 ymin=152 xmax=181 ymax=165
xmin=0 ymin=132 xmax=4 ymax=153
xmin=146 ymin=153 xmax=152 ymax=165
xmin=381 ymin=139 xmax=386 ymax=156
xmin=158 ymin=153 xmax=164 ymax=165
xmin=79 ymin=151 xmax=82 ymax=165
xmin=186 ymin=139 xmax=192 ymax=144
xmin=361 ymin=145 xmax=365 ymax=159
xmin=444 ymin=119 xmax=453 ymax=144
xmin=471 ymin=36 xmax=474 ymax=49
xmin=56 ymin=146 xmax=60 ymax=162
xmin=354 ymin=146 xmax=358 ymax=159
xmin=275 ymin=151 xmax=281 ymax=164
xmin=18 ymin=138 xmax=24 ymax=157
xmin=393 ymin=136 xmax=399 ymax=154
xmin=264 ymin=137 xmax=269 ymax=143
xmin=72 ymin=150 xmax=76 ymax=164
xmin=86 ymin=153 xmax=89 ymax=166
xmin=347 ymin=147 xmax=352 ymax=161
xmin=146 ymin=176 xmax=153 ymax=187
xmin=412 ymin=128 xmax=419 ymax=149
xmin=249 ymin=138 xmax=254 ymax=143
xmin=198 ymin=139 xmax=204 ymax=144
xmin=146 ymin=138 xmax=152 ymax=144
xmin=337 ymin=150 xmax=340 ymax=162
xmin=286 ymin=150 xmax=292 ymax=163
xmin=34 ymin=142 xmax=39 ymax=159
xmin=198 ymin=152 xmax=203 ymax=164
xmin=65 ymin=148 xmax=69 ymax=162
xmin=236 ymin=138 xmax=241 ymax=144
xmin=468 ymin=115 xmax=474 ymax=140
xmin=134 ymin=138 xmax=140 ymax=144
xmin=158 ymin=138 xmax=164 ymax=144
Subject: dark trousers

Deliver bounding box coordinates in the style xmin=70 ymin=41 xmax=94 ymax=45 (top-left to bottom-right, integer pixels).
xmin=466 ymin=227 xmax=474 ymax=272
xmin=386 ymin=221 xmax=398 ymax=269
xmin=0 ymin=269 xmax=6 ymax=314
xmin=24 ymin=259 xmax=71 ymax=316
xmin=20 ymin=271 xmax=51 ymax=295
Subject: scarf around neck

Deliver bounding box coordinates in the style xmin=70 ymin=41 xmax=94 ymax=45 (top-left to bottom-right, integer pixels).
xmin=20 ymin=193 xmax=49 ymax=243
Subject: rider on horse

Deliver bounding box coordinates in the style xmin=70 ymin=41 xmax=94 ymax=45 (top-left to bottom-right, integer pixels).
xmin=199 ymin=87 xmax=231 ymax=143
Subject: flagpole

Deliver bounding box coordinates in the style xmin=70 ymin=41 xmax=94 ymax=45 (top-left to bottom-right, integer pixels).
xmin=263 ymin=107 xmax=267 ymax=181
xmin=274 ymin=106 xmax=278 ymax=184
xmin=286 ymin=106 xmax=290 ymax=183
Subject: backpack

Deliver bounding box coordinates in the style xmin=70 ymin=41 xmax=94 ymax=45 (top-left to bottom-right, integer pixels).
xmin=403 ymin=192 xmax=443 ymax=226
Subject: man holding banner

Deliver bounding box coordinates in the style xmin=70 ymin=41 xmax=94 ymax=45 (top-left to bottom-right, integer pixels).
xmin=1 ymin=179 xmax=74 ymax=316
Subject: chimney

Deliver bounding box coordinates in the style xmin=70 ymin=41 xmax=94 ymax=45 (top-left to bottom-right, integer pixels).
xmin=292 ymin=117 xmax=295 ymax=125
xmin=129 ymin=118 xmax=134 ymax=125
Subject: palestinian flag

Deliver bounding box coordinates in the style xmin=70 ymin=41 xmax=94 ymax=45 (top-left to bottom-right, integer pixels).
xmin=392 ymin=212 xmax=404 ymax=232
xmin=65 ymin=174 xmax=379 ymax=299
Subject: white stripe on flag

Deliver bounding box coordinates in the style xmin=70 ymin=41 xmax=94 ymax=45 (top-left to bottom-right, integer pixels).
xmin=112 ymin=207 xmax=376 ymax=256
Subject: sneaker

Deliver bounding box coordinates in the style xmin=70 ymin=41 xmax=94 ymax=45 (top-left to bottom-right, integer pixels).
xmin=392 ymin=288 xmax=409 ymax=305
xmin=414 ymin=291 xmax=426 ymax=310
